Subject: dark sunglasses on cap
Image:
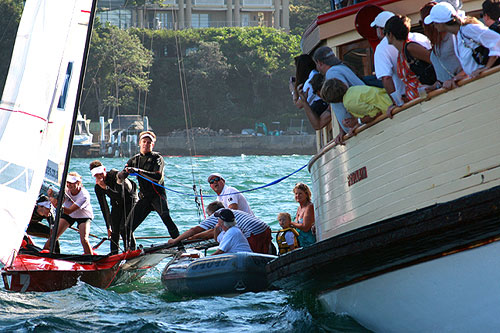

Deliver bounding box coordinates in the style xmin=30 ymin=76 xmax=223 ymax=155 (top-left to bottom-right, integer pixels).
xmin=209 ymin=177 xmax=221 ymax=184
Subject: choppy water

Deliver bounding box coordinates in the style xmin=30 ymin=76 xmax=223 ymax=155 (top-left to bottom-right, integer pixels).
xmin=1 ymin=155 xmax=370 ymax=332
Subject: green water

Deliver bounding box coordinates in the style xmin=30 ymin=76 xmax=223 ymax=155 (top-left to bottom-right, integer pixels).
xmin=0 ymin=155 xmax=369 ymax=332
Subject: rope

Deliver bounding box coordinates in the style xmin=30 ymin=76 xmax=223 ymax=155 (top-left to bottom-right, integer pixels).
xmin=169 ymin=6 xmax=204 ymax=220
xmin=128 ymin=163 xmax=308 ymax=198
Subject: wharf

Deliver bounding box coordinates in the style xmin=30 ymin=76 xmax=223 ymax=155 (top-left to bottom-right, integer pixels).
xmin=71 ymin=134 xmax=316 ymax=158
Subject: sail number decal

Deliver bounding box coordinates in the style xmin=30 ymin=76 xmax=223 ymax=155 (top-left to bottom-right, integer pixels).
xmin=348 ymin=166 xmax=367 ymax=187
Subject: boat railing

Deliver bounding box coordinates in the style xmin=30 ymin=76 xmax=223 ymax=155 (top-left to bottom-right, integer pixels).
xmin=314 ymin=65 xmax=500 ymax=155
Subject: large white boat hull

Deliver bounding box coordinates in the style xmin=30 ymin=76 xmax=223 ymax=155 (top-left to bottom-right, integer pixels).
xmin=319 ymin=239 xmax=500 ymax=332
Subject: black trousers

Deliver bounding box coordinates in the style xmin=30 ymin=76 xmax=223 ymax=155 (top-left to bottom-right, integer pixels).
xmin=125 ymin=194 xmax=179 ymax=249
xmin=110 ymin=207 xmax=135 ymax=255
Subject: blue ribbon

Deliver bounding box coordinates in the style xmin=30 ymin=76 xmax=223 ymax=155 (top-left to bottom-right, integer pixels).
xmin=129 ymin=163 xmax=308 ymax=198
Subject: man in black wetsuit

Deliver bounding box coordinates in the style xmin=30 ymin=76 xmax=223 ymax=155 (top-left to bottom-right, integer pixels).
xmin=118 ymin=131 xmax=179 ymax=248
xmin=90 ymin=160 xmax=138 ymax=254
xmin=26 ymin=195 xmax=60 ymax=253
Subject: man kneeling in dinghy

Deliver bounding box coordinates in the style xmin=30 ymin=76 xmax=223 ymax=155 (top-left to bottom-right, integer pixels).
xmin=211 ymin=209 xmax=252 ymax=255
xmin=168 ymin=201 xmax=274 ymax=254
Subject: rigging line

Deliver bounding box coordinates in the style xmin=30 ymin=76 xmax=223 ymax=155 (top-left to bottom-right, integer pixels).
xmin=140 ymin=7 xmax=155 ymax=118
xmin=170 ymin=5 xmax=203 ymax=220
xmin=164 ymin=174 xmax=193 ymax=188
xmin=128 ymin=163 xmax=308 ymax=198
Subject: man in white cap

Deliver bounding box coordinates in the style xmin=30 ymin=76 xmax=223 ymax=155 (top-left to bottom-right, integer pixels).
xmin=119 ymin=131 xmax=179 ymax=248
xmin=90 ymin=160 xmax=138 ymax=254
xmin=371 ymin=11 xmax=406 ymax=106
xmin=370 ymin=10 xmax=432 ymax=107
xmin=211 ymin=209 xmax=252 ymax=255
xmin=168 ymin=201 xmax=274 ymax=254
xmin=207 ymin=173 xmax=254 ymax=216
xmin=26 ymin=195 xmax=60 ymax=253
xmin=44 ymin=172 xmax=94 ymax=254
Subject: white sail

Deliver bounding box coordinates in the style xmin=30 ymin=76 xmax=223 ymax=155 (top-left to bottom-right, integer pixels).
xmin=0 ymin=0 xmax=93 ymax=265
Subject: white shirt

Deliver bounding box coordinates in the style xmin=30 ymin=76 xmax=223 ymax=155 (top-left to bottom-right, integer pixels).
xmin=374 ymin=33 xmax=430 ymax=98
xmin=217 ymin=184 xmax=254 ymax=216
xmin=303 ymin=69 xmax=321 ymax=104
xmin=455 ymin=24 xmax=500 ymax=75
xmin=64 ymin=187 xmax=94 ymax=219
xmin=409 ymin=32 xmax=431 ymax=50
xmin=218 ymin=226 xmax=252 ymax=253
xmin=374 ymin=36 xmax=405 ymax=97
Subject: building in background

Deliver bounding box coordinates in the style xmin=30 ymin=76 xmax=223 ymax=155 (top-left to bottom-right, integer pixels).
xmin=97 ymin=0 xmax=289 ymax=31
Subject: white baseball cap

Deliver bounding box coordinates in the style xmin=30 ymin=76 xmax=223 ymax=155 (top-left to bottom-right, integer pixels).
xmin=207 ymin=173 xmax=224 ymax=182
xmin=67 ymin=175 xmax=81 ymax=183
xmin=139 ymin=132 xmax=156 ymax=142
xmin=370 ymin=11 xmax=395 ymax=28
xmin=424 ymin=2 xmax=457 ymax=24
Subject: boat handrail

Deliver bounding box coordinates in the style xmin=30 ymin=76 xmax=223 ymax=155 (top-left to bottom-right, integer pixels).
xmin=309 ymin=64 xmax=500 ymax=171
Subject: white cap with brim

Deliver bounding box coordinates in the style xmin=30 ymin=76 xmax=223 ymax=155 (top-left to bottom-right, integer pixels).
xmin=370 ymin=11 xmax=395 ymax=28
xmin=207 ymin=173 xmax=224 ymax=182
xmin=67 ymin=175 xmax=81 ymax=183
xmin=139 ymin=133 xmax=156 ymax=142
xmin=140 ymin=133 xmax=156 ymax=142
xmin=424 ymin=2 xmax=457 ymax=24
xmin=91 ymin=165 xmax=106 ymax=177
xmin=37 ymin=200 xmax=51 ymax=209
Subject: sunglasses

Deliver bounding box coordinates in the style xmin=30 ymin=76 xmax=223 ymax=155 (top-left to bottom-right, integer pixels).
xmin=209 ymin=177 xmax=221 ymax=184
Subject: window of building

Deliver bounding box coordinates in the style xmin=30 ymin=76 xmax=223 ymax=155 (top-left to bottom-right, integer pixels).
xmin=192 ymin=13 xmax=209 ymax=28
xmin=156 ymin=12 xmax=171 ymax=29
xmin=241 ymin=14 xmax=250 ymax=27
xmin=96 ymin=9 xmax=131 ymax=29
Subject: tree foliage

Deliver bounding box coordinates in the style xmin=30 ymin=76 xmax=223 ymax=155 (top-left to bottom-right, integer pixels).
xmin=289 ymin=0 xmax=332 ymax=36
xmin=1 ymin=0 xmax=323 ymax=134
xmin=83 ymin=23 xmax=153 ymax=120
xmin=81 ymin=27 xmax=302 ymax=133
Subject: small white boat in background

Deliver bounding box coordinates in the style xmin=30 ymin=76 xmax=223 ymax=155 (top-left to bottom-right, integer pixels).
xmin=73 ymin=111 xmax=93 ymax=147
xmin=162 ymin=249 xmax=276 ymax=296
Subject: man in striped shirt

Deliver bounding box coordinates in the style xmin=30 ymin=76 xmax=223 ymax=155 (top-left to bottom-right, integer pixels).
xmin=168 ymin=201 xmax=273 ymax=254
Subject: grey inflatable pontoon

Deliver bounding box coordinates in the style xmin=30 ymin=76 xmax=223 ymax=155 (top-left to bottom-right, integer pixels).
xmin=161 ymin=251 xmax=277 ymax=296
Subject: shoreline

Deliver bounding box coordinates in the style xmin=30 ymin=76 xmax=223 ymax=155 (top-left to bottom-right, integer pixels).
xmin=72 ymin=134 xmax=317 ymax=158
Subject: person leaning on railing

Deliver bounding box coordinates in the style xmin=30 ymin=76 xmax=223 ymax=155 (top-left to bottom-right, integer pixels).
xmin=419 ymin=2 xmax=464 ymax=87
xmin=384 ymin=15 xmax=435 ymax=106
xmin=321 ymin=78 xmax=393 ymax=135
xmin=295 ymin=73 xmax=331 ymax=132
xmin=289 ymin=54 xmax=332 ymax=132
xmin=424 ymin=2 xmax=500 ymax=90
xmin=313 ymin=46 xmax=365 ymax=144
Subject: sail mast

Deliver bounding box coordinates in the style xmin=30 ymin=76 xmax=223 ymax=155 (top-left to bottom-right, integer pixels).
xmin=50 ymin=0 xmax=98 ymax=253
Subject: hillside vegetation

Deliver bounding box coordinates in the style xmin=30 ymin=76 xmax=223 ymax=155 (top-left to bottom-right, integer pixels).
xmin=0 ymin=0 xmax=331 ymax=134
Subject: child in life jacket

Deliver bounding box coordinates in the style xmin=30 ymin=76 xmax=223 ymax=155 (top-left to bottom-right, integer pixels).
xmin=276 ymin=212 xmax=300 ymax=255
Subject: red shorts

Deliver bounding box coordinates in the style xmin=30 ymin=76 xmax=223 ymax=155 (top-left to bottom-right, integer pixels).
xmin=247 ymin=228 xmax=272 ymax=254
